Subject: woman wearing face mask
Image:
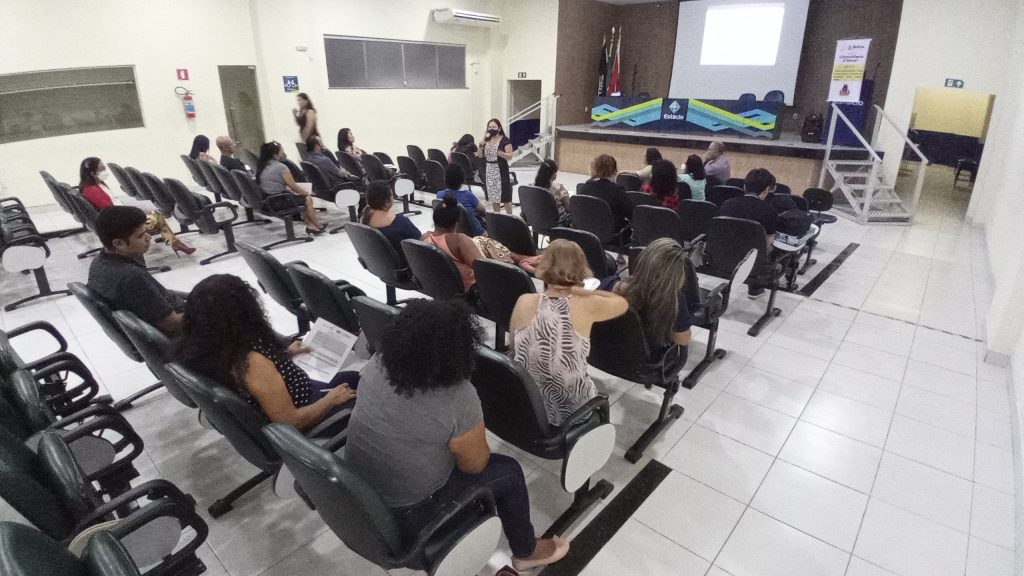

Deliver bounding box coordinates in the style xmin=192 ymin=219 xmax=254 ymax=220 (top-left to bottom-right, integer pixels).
xmin=476 ymin=118 xmax=514 ymax=214
xmin=292 ymin=92 xmax=319 ymax=142
xmin=78 ymin=157 xmax=195 ymax=256
xmin=255 ymin=141 xmax=326 ymax=235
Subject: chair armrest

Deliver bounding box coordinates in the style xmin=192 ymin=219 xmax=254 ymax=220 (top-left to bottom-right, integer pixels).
xmin=318 ymin=429 xmax=349 ymax=453
xmin=31 ymin=356 xmax=102 ymax=415
xmin=554 ymin=394 xmax=611 ymax=450
xmin=105 ymin=497 xmax=209 ymax=575
xmin=262 ymin=192 xmax=306 ymax=215
xmin=397 ymin=484 xmax=497 ymax=565
xmin=72 ymin=479 xmax=192 ymax=532
xmin=199 ymin=201 xmax=240 ymax=223
xmin=683 ymin=234 xmax=706 ymax=256
xmin=306 ymin=407 xmax=352 ymax=440
xmin=7 ymin=321 xmax=68 ymax=356
xmin=5 ymin=235 xmax=52 ymax=257
xmin=659 ymin=345 xmax=689 ymax=387
xmin=55 ymin=404 xmax=144 ymax=480
xmin=335 ymin=281 xmax=367 ymax=299
xmin=0 ymin=197 xmax=25 ymax=208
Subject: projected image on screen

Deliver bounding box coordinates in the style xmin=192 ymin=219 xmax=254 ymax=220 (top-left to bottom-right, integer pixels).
xmin=700 ymin=3 xmax=786 ymax=66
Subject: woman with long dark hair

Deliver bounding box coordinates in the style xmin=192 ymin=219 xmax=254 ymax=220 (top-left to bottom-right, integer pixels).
xmin=635 ymin=147 xmax=662 ymax=182
xmin=645 ymin=159 xmax=680 ymax=210
xmin=679 ymin=154 xmax=707 ymax=201
xmin=336 ymin=128 xmax=365 ymax=158
xmin=255 ymin=141 xmax=325 ymax=235
xmin=293 ymin=93 xmax=318 ymax=141
xmin=449 ymin=133 xmax=477 ymax=158
xmin=174 ymin=274 xmax=357 ymax=429
xmin=533 ymin=159 xmax=570 ymax=225
xmin=607 ymin=238 xmax=692 ymax=350
xmin=78 ymin=157 xmax=195 ymax=256
xmin=476 ymin=118 xmax=514 ymax=214
xmin=188 ymin=135 xmax=216 ymax=164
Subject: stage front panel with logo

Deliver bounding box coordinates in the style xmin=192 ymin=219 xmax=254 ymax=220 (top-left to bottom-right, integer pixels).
xmin=591 ymin=96 xmax=782 ymax=140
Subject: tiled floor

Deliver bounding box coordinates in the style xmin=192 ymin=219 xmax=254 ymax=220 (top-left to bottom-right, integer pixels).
xmin=0 ymin=166 xmax=1013 ymax=576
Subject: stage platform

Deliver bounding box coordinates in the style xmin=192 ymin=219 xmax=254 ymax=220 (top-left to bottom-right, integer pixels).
xmin=555 ymin=124 xmax=865 ymax=192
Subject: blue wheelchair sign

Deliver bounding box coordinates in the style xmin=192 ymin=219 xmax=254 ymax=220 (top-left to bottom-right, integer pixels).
xmin=283 ymin=76 xmax=300 ymax=93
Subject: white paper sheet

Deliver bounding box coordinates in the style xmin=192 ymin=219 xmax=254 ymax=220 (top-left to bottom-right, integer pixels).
xmin=292 ymin=319 xmax=358 ymax=383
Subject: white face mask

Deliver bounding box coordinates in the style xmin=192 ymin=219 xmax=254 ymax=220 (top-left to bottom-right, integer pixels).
xmin=95 ymin=169 xmax=109 ymax=182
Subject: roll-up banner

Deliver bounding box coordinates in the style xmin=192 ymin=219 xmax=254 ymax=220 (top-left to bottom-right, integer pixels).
xmin=828 ymin=39 xmax=871 ymax=102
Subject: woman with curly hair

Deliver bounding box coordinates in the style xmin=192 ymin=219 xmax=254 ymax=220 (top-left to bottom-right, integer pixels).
xmin=345 ymin=299 xmax=569 ymax=572
xmin=173 ymin=274 xmax=356 ymax=429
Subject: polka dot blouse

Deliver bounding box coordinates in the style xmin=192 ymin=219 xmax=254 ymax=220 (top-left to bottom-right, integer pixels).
xmin=249 ymin=338 xmax=316 ymax=409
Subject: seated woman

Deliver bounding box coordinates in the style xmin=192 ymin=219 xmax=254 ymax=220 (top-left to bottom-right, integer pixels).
xmin=345 ymin=300 xmax=569 ymax=572
xmin=174 ymin=274 xmax=357 ymax=430
xmin=436 ymin=163 xmax=485 ymax=236
xmin=337 ymin=128 xmax=366 ymax=159
xmin=189 ymin=135 xmax=217 ymax=164
xmin=603 ymin=238 xmax=693 ymax=351
xmin=642 ymin=159 xmax=680 ymax=210
xmin=255 ymin=141 xmax=325 ymax=235
xmin=421 ymin=196 xmax=484 ymax=291
xmin=360 ymin=181 xmax=421 ymax=258
xmin=635 ymin=147 xmax=662 ymax=182
xmin=578 ymin=154 xmax=632 ymax=234
xmin=78 ymin=157 xmax=195 ymax=256
xmin=679 ymin=154 xmax=707 ymax=202
xmin=449 ymin=133 xmax=478 ymax=159
xmin=509 ymin=240 xmax=628 ymax=426
xmin=533 ymin=158 xmax=571 ymax=226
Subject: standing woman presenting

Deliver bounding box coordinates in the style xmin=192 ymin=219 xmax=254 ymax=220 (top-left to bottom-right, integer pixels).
xmin=292 ymin=93 xmax=319 ymax=142
xmin=477 ymin=118 xmax=514 ymax=214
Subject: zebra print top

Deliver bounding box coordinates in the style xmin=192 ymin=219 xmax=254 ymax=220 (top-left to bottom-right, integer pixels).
xmin=511 ymin=294 xmax=597 ymax=426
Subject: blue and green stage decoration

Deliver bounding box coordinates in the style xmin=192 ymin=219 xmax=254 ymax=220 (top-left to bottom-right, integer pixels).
xmin=591 ymin=96 xmax=782 ymax=139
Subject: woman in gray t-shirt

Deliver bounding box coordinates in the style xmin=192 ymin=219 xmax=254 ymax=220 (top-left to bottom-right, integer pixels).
xmin=254 ymin=141 xmax=325 ymax=235
xmin=345 ymin=300 xmax=569 ymax=572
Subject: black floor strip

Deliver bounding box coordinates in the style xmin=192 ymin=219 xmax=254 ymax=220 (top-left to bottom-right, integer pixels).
xmin=799 ymin=242 xmax=860 ymax=297
xmin=541 ymin=460 xmax=672 ymax=576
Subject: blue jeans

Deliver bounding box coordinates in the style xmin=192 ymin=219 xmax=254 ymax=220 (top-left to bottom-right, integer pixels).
xmin=394 ymin=454 xmax=537 ymax=559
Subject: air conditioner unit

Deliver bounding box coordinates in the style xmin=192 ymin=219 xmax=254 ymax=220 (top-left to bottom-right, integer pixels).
xmin=432 ymin=8 xmax=501 ymax=27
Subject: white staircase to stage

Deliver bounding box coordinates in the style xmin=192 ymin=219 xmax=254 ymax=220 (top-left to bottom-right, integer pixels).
xmin=508 ymin=93 xmax=560 ymax=167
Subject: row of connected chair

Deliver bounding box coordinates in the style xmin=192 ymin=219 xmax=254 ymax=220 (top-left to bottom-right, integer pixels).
xmin=0 ymin=195 xmax=72 ymax=311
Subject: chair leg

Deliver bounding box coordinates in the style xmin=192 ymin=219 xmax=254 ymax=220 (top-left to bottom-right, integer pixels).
xmin=208 ymin=470 xmax=275 ymax=519
xmin=747 ymin=283 xmax=782 ymax=337
xmin=77 ymin=246 xmax=102 ymax=259
xmin=798 ymin=240 xmax=817 ymax=275
xmin=234 ymin=208 xmax=272 ymax=228
xmin=625 ymin=380 xmax=684 ymax=463
xmin=397 ymin=194 xmax=421 ymax=216
xmin=3 ymin=268 xmax=71 ymax=311
xmin=261 ymin=218 xmax=313 ymax=250
xmin=112 ymin=382 xmax=165 ymax=411
xmin=200 ymin=226 xmax=239 ymax=265
xmin=682 ymin=320 xmax=726 ymax=389
xmin=541 ymin=479 xmax=614 ymax=538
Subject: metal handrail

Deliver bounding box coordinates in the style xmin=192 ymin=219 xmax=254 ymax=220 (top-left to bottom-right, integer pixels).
xmin=508 ymin=93 xmax=559 ymax=125
xmin=830 ymin=104 xmax=882 ymax=163
xmin=873 ymin=104 xmax=929 ymax=164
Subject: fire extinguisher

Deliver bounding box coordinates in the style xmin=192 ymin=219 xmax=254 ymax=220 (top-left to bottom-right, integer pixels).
xmin=175 ymin=86 xmax=196 ymax=118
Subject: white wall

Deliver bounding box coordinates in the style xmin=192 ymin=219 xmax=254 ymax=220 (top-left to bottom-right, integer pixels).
xmin=489 ymin=0 xmax=560 ymax=131
xmin=0 ymin=0 xmax=258 ymax=205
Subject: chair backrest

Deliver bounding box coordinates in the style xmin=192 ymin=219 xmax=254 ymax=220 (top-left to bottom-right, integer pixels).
xmin=236 ymin=242 xmax=304 ymax=317
xmin=166 ymin=363 xmax=281 ymax=473
xmin=707 ymin=185 xmax=745 ymax=207
xmin=282 ymin=159 xmax=307 ymax=183
xmin=627 ymin=191 xmax=659 ymax=208
xmin=112 ymin=310 xmax=195 ymax=408
xmin=396 ymin=156 xmax=421 ymax=182
xmin=121 ymin=167 xmax=152 ymax=201
xmin=66 ymin=193 xmax=100 ymax=231
xmin=361 ymin=153 xmax=389 ymax=182
xmin=346 ymin=223 xmax=409 ymax=286
xmin=472 ymin=259 xmax=535 ymax=327
xmin=548 ymin=227 xmax=611 ymax=279
xmin=615 ymin=172 xmax=643 ymax=192
xmin=350 ymin=296 xmax=400 ymax=353
xmin=632 ymin=205 xmax=684 ymax=246
xmin=517 ymin=185 xmax=559 ymax=235
xmin=569 ymin=194 xmax=617 ymax=244
xmin=426 ymin=148 xmax=448 ymax=168
xmin=738 ymin=92 xmax=756 ymax=103
xmin=705 ymin=175 xmax=723 ymax=189
xmin=0 ymin=427 xmax=72 ymax=540
xmin=198 ymin=161 xmax=229 ymax=200
xmin=139 ymin=172 xmax=176 ymax=217
xmin=39 ymin=171 xmax=74 ymax=214
xmin=450 ymin=152 xmax=476 ymax=183
xmin=703 ymin=216 xmax=770 ymax=279
xmin=301 ymin=161 xmax=334 ymax=200
xmin=469 ymin=348 xmax=550 ymax=448
xmin=676 ymin=180 xmax=692 ymax=201
xmin=262 ymin=424 xmax=404 ymax=566
xmin=294 ymin=142 xmax=311 ymax=162
xmin=337 ymin=153 xmax=366 ymax=180
xmin=485 ymin=213 xmax=537 ymax=256
xmin=285 ymin=264 xmax=362 ymax=333
xmin=774 ymin=183 xmax=792 ymax=196
xmin=677 ymin=200 xmax=718 ymax=243
xmin=401 ymin=239 xmax=467 ymax=299
xmin=588 ymin=309 xmax=664 ymax=385
xmin=229 ymin=169 xmax=262 ymax=211
xmin=725 ymin=178 xmax=746 ymax=189
xmin=163 ymin=178 xmax=218 ymax=234
xmin=179 ymin=155 xmax=209 ymax=189
xmin=36 ymin=432 xmax=105 ymax=523
xmin=803 ymin=188 xmax=833 ymax=212
xmin=0 ymin=522 xmax=87 ymax=576
xmin=238 ymin=148 xmax=259 ymax=171
xmin=764 ymin=90 xmax=785 ymax=103
xmin=422 ymin=160 xmax=446 ymax=192
xmin=107 ymin=163 xmax=139 ymax=199
xmin=406 ymin=145 xmax=427 ymax=169
xmin=372 ymin=151 xmax=394 ymax=166
xmin=66 ymin=283 xmax=143 ymax=362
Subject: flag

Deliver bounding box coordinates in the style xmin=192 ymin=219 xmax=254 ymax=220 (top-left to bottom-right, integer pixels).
xmin=597 ymin=33 xmax=608 ymax=97
xmin=608 ymin=27 xmax=622 ymax=96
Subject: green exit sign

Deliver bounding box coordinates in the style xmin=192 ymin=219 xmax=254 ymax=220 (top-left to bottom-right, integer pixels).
xmin=945 ymin=78 xmax=965 ymax=88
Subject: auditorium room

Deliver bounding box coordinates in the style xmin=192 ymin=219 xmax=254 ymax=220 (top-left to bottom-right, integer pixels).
xmin=0 ymin=0 xmax=1021 ymax=575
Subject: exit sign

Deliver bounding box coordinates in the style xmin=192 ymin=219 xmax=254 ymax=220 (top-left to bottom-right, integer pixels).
xmin=945 ymin=78 xmax=964 ymax=88
xmin=517 ymin=72 xmax=527 ymax=79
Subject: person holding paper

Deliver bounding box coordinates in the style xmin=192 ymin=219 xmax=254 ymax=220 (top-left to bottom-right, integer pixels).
xmin=174 ymin=274 xmax=356 ymax=430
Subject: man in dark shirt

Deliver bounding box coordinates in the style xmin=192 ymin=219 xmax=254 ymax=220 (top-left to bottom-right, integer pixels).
xmin=306 ymin=135 xmax=356 ymax=191
xmin=577 ymin=153 xmax=632 ymax=234
xmin=720 ymin=168 xmax=781 ymax=235
xmin=87 ymin=206 xmax=185 ymax=336
xmin=216 ymin=136 xmax=249 ymax=173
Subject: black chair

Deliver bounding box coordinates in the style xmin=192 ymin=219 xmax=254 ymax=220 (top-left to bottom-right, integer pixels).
xmin=470 ymin=348 xmax=615 ymax=535
xmin=676 ymin=180 xmax=692 ymax=201
xmin=569 ymin=194 xmax=628 ymax=253
xmin=65 ymin=283 xmax=164 ymax=410
xmin=707 ymin=185 xmax=745 ymax=207
xmin=705 ymin=175 xmax=724 ymax=189
xmin=179 ymin=154 xmax=216 ymax=199
xmin=799 ymin=188 xmax=837 ymax=275
xmin=210 ymin=163 xmax=267 ymax=227
xmin=450 ymin=152 xmax=478 ymax=191
xmin=401 ymin=239 xmax=474 ymax=303
xmin=346 ymin=223 xmax=418 ymax=305
xmin=231 ymin=169 xmax=314 ymax=250
xmin=1 ymin=215 xmax=72 ymax=312
xmin=138 ymin=172 xmax=178 ymax=224
xmin=282 ymin=159 xmax=307 ymax=183
xmin=485 ymin=213 xmax=537 ymax=256
xmin=163 ymin=178 xmax=240 ymax=265
xmin=301 ymin=161 xmax=339 ymax=202
xmin=107 ymin=163 xmax=144 ymax=201
xmin=236 ymin=241 xmax=313 ymax=335
xmin=548 ymin=227 xmax=616 ymax=280
xmin=681 ymin=250 xmax=755 ymax=388
xmin=350 ymin=296 xmax=400 ymax=354
xmin=955 ymin=158 xmax=978 ymax=186
xmin=396 ymin=156 xmax=428 ymax=196
xmin=764 ymin=90 xmax=785 ymax=103
xmin=518 ymin=185 xmax=560 ymax=245
xmin=391 ymin=178 xmax=422 ymax=217
xmin=336 ymin=153 xmax=368 ymax=192
xmin=631 ymin=205 xmax=685 ymax=247
xmin=285 ymin=263 xmax=365 ymax=334
xmin=627 ymin=191 xmax=659 ymax=208
xmin=111 ymin=310 xmax=195 ymax=410
xmin=361 ymin=153 xmax=394 ymax=183
xmin=774 ymin=183 xmax=792 ymax=196
xmin=422 ymin=159 xmax=446 ymax=193
xmin=39 ymin=172 xmax=85 ymax=236
xmin=294 ymin=142 xmax=311 ymax=162
xmin=239 ymin=148 xmax=259 ymax=171
xmin=65 ymin=193 xmax=103 ymax=260
xmin=120 ymin=167 xmax=153 ymax=202
xmin=0 ymin=521 xmax=207 ymax=576
xmin=372 ymin=151 xmax=394 ymax=166
xmin=427 ymin=148 xmax=449 ymax=167
xmin=725 ymin=178 xmax=746 ymax=189
xmin=738 ymin=92 xmax=756 ymax=104
xmin=263 ymin=423 xmax=501 ymax=576
xmin=406 ymin=144 xmax=427 ymax=170
xmin=677 ymin=199 xmax=717 ymax=248
xmin=197 ymin=160 xmax=232 ymax=206
xmin=615 ymin=172 xmax=643 ymax=191
xmin=699 ymin=217 xmax=792 ymax=336
xmin=589 ymin=309 xmax=688 ymax=463
xmin=473 ymin=259 xmax=535 ymax=351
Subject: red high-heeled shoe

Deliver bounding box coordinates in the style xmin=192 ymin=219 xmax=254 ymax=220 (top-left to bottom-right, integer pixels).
xmin=171 ymin=240 xmax=196 ymax=257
